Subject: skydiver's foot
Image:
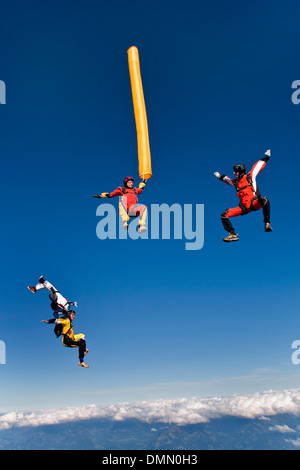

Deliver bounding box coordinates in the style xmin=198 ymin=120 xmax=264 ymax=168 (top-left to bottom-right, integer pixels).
xmin=123 ymin=222 xmax=129 ymax=230
xmin=223 ymin=233 xmax=239 ymax=243
xmin=39 ymin=275 xmax=45 ymax=283
xmin=84 ymin=349 xmax=89 ymax=356
xmin=138 ymin=226 xmax=147 ymax=233
xmin=264 ymin=222 xmax=272 ymax=232
xmin=78 ymin=361 xmax=89 ymax=368
xmin=27 ymin=286 xmax=37 ymax=293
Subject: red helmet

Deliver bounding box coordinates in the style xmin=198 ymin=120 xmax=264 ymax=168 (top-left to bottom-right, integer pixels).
xmin=124 ymin=176 xmax=134 ymax=186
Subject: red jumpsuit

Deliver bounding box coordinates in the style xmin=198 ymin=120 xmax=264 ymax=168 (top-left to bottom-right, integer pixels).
xmin=109 ymin=186 xmax=146 ymax=217
xmin=221 ymin=159 xmax=270 ymax=233
xmin=108 ymin=186 xmax=147 ymax=229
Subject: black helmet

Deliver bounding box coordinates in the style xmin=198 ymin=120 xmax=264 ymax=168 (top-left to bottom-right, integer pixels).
xmin=233 ymin=164 xmax=246 ymax=176
xmin=64 ymin=310 xmax=75 ymax=319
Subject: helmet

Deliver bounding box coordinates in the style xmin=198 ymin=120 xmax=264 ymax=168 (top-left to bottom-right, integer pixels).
xmin=65 ymin=310 xmax=75 ymax=319
xmin=124 ymin=176 xmax=134 ymax=187
xmin=233 ymin=164 xmax=246 ymax=176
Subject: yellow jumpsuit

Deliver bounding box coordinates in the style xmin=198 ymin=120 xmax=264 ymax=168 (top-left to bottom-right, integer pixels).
xmin=54 ymin=317 xmax=86 ymax=360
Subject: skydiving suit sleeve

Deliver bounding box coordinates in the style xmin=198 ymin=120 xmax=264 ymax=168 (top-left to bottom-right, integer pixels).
xmin=219 ymin=175 xmax=236 ymax=187
xmin=109 ymin=187 xmax=124 ymax=198
xmin=65 ymin=301 xmax=77 ymax=309
xmin=249 ymin=158 xmax=268 ymax=188
xmin=248 ymin=157 xmax=271 ymax=224
xmin=47 ymin=317 xmax=69 ymax=330
xmin=47 ymin=317 xmax=64 ymax=327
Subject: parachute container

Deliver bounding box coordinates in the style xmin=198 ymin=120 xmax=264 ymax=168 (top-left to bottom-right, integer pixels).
xmin=127 ymin=46 xmax=152 ymax=180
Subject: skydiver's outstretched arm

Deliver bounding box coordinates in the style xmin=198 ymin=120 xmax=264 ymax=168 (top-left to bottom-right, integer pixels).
xmin=109 ymin=187 xmax=124 ymax=198
xmin=93 ymin=187 xmax=123 ymax=199
xmin=66 ymin=301 xmax=77 ymax=309
xmin=249 ymin=150 xmax=271 ymax=180
xmin=214 ymin=172 xmax=235 ymax=187
xmin=41 ymin=318 xmax=68 ymax=326
xmin=93 ymin=192 xmax=111 ymax=199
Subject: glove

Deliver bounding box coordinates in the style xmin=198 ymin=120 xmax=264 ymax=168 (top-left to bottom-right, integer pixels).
xmin=214 ymin=172 xmax=221 ymax=179
xmin=262 ymin=149 xmax=271 ymax=163
xmin=73 ymin=302 xmax=78 ymax=307
xmin=139 ymin=182 xmax=146 ymax=189
xmin=93 ymin=193 xmax=110 ymax=198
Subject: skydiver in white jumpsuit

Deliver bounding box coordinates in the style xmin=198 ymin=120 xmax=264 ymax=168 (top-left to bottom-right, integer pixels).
xmin=27 ymin=276 xmax=77 ymax=318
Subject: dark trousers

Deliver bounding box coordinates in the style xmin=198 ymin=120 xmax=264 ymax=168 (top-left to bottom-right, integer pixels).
xmin=221 ymin=198 xmax=270 ymax=234
xmin=63 ymin=336 xmax=86 ymax=361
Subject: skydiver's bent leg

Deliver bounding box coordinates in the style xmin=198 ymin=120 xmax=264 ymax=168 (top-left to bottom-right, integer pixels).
xmin=138 ymin=206 xmax=147 ymax=228
xmin=221 ymin=206 xmax=244 ymax=242
xmin=63 ymin=334 xmax=88 ymax=364
xmin=221 ymin=206 xmax=244 ymax=234
xmin=262 ymin=198 xmax=271 ymax=224
xmin=221 ymin=210 xmax=235 ymax=234
xmin=118 ymin=202 xmax=130 ymax=230
xmin=251 ymin=197 xmax=272 ymax=231
xmin=128 ymin=204 xmax=147 ymax=232
xmin=33 ymin=280 xmax=57 ymax=300
xmin=28 ymin=278 xmax=57 ymax=296
xmin=262 ymin=199 xmax=272 ymax=231
xmin=34 ymin=279 xmax=69 ymax=309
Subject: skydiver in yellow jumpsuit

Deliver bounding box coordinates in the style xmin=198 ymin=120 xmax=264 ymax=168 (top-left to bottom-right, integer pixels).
xmin=42 ymin=311 xmax=89 ymax=368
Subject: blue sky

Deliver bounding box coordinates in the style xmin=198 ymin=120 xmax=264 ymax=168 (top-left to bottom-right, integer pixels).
xmin=0 ymin=0 xmax=300 ymax=412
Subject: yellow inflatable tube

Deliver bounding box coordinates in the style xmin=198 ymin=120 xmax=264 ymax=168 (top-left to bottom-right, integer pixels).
xmin=127 ymin=46 xmax=152 ymax=180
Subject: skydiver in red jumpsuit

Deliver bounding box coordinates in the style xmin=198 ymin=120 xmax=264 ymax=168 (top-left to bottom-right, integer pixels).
xmin=215 ymin=150 xmax=272 ymax=242
xmin=94 ymin=176 xmax=147 ymax=233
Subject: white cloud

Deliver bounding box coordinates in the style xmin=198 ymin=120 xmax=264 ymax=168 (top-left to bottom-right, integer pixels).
xmin=285 ymin=438 xmax=300 ymax=447
xmin=269 ymin=425 xmax=296 ymax=434
xmin=1 ymin=388 xmax=300 ymax=431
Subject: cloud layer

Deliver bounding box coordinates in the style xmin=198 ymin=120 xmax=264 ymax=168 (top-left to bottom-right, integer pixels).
xmin=1 ymin=388 xmax=300 ymax=431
